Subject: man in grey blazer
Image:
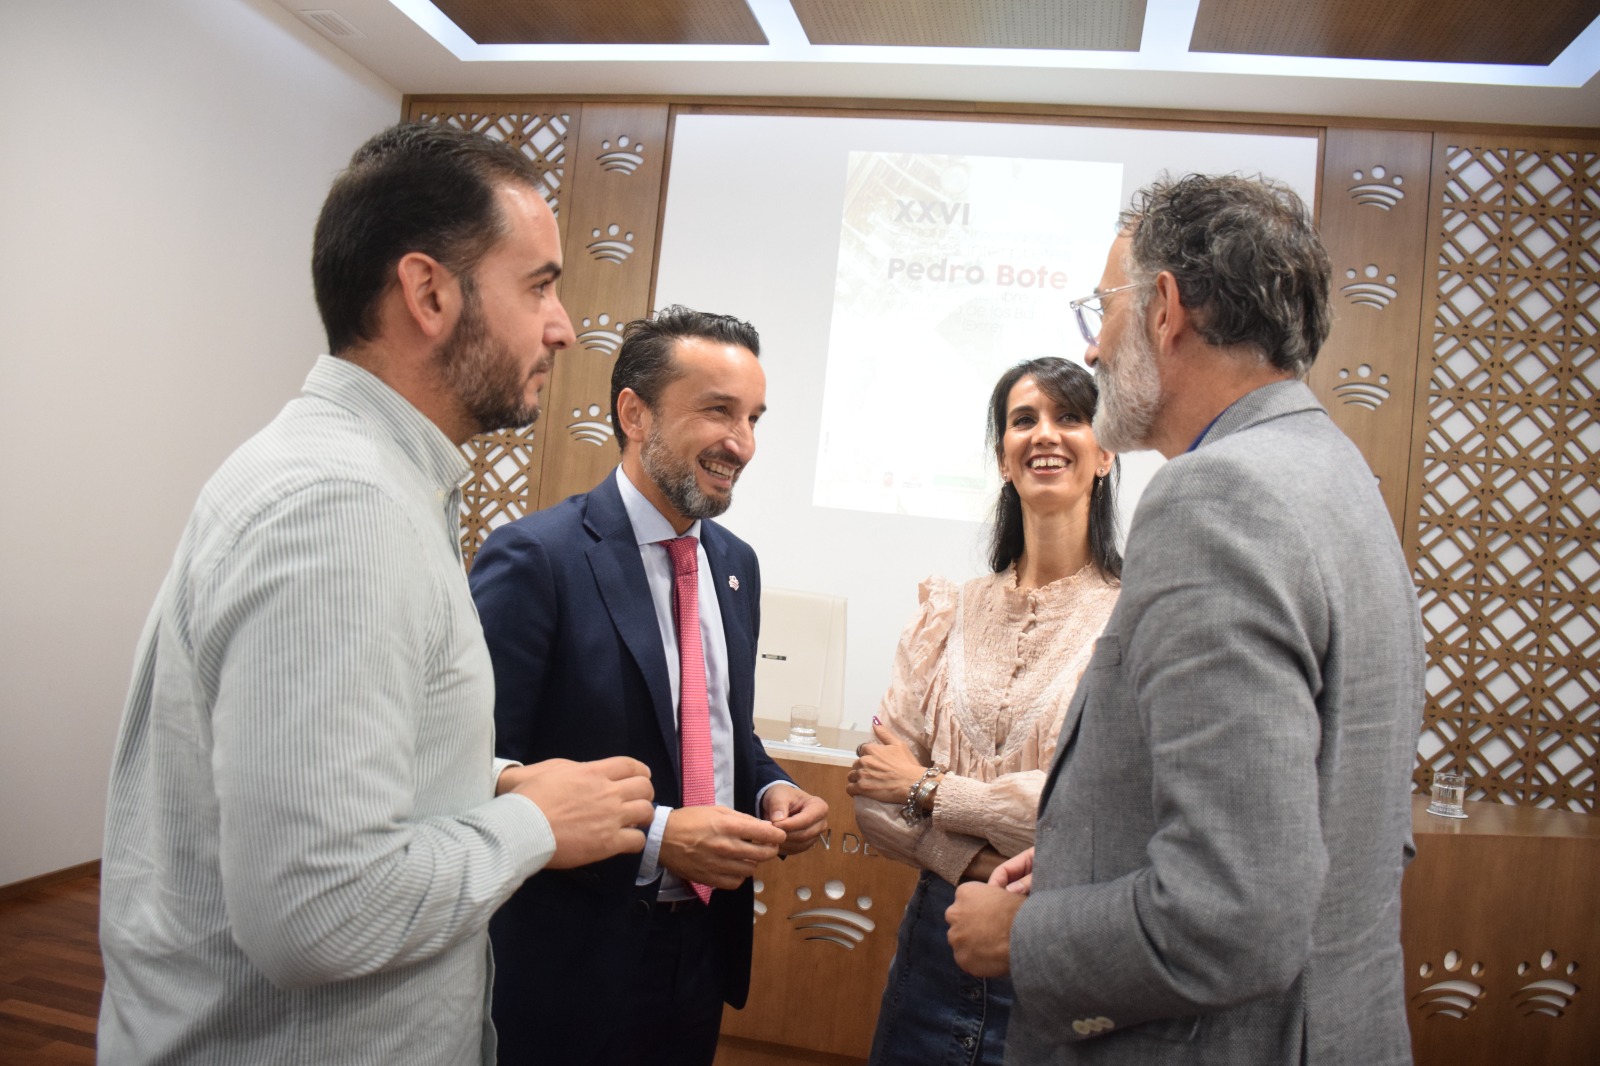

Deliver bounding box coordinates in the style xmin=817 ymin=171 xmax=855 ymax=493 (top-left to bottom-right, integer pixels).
xmin=946 ymin=174 xmax=1424 ymax=1064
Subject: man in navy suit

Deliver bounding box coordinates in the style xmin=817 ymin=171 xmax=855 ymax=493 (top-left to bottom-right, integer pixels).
xmin=470 ymin=305 xmax=829 ymax=1066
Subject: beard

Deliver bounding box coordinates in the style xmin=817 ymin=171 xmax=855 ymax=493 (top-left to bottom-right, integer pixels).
xmin=1092 ymin=305 xmax=1163 ymax=453
xmin=640 ymin=420 xmax=740 ymax=521
xmin=437 ymin=280 xmax=546 ymax=434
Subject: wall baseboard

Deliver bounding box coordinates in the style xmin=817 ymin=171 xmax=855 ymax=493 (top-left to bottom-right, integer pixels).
xmin=0 ymin=859 xmax=100 ymax=903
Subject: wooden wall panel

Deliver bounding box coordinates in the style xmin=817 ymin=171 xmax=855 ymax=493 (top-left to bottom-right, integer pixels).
xmin=403 ymin=102 xmax=581 ymax=565
xmin=1405 ymin=136 xmax=1600 ymax=812
xmin=1309 ymin=128 xmax=1436 ymax=532
xmin=537 ymin=103 xmax=672 ymax=508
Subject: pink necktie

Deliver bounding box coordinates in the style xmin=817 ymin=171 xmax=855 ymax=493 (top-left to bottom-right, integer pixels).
xmin=663 ymin=536 xmax=715 ymax=904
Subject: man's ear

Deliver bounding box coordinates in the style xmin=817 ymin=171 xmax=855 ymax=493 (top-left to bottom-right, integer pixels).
xmin=614 ymin=388 xmax=652 ymax=446
xmin=394 ymin=251 xmax=459 ymax=342
xmin=1150 ymin=271 xmax=1191 ymax=354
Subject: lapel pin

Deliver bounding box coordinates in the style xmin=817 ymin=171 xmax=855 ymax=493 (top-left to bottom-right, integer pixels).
xmin=728 ymin=575 xmax=740 ymax=591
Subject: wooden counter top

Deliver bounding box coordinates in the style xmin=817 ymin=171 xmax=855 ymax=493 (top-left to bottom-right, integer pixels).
xmin=754 ymin=717 xmax=873 ymax=767
xmin=1411 ymin=794 xmax=1600 ymax=839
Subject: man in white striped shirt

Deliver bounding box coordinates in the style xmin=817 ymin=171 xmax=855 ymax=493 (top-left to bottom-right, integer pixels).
xmin=97 ymin=123 xmax=656 ymax=1065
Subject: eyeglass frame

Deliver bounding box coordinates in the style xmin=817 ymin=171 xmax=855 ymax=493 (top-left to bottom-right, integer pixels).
xmin=1068 ymin=282 xmax=1144 ymax=347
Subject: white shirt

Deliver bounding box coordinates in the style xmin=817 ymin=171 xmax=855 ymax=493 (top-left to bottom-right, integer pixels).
xmin=614 ymin=467 xmax=777 ymax=897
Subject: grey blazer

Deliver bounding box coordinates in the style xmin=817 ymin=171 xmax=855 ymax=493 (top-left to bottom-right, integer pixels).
xmin=1007 ymin=381 xmax=1424 ymax=1065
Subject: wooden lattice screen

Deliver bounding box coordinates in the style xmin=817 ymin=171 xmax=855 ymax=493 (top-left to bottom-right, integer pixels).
xmin=1410 ymin=142 xmax=1600 ymax=812
xmin=406 ymin=107 xmax=574 ymax=564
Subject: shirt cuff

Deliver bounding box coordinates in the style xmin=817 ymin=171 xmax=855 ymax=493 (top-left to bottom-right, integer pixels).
xmin=932 ymin=773 xmax=992 ymax=838
xmin=754 ymin=779 xmax=786 ymax=818
xmin=491 ymin=757 xmax=522 ymax=790
xmin=634 ymin=804 xmax=673 ymax=885
xmin=491 ymin=792 xmax=558 ymax=880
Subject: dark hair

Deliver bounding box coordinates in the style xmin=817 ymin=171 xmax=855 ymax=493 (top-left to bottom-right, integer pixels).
xmin=1118 ymin=174 xmax=1331 ymax=377
xmin=312 ymin=122 xmax=548 ymax=355
xmin=609 ymin=305 xmax=761 ymax=452
xmin=986 ymin=357 xmax=1122 ymax=580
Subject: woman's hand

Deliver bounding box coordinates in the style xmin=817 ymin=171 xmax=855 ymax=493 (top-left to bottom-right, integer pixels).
xmin=845 ymin=722 xmax=929 ymax=804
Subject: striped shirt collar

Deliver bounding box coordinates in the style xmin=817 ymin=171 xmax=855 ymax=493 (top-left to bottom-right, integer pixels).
xmin=303 ymin=355 xmax=471 ymax=493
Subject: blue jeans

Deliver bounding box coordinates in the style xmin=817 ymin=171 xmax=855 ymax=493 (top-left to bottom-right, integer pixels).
xmin=868 ymin=871 xmax=1014 ymax=1066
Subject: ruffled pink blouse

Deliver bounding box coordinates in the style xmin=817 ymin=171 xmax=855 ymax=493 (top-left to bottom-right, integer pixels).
xmin=855 ymin=566 xmax=1119 ymax=884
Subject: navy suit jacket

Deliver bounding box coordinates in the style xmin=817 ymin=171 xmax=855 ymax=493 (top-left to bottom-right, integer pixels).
xmin=468 ymin=472 xmax=788 ymax=1061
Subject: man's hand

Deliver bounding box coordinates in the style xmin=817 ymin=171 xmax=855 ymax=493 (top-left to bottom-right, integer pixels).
xmin=498 ymin=757 xmax=654 ymax=869
xmin=846 ymin=722 xmax=928 ymax=804
xmin=661 ymin=806 xmax=786 ymax=889
xmin=989 ymin=846 xmax=1035 ymax=895
xmin=760 ymin=783 xmax=829 ymax=856
xmin=946 ymin=881 xmax=1025 ymax=978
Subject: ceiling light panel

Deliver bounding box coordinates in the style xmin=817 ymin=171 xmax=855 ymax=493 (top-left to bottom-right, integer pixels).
xmin=791 ymin=0 xmax=1146 ymax=51
xmin=431 ymin=0 xmax=768 ymax=45
xmin=1191 ymin=0 xmax=1600 ymax=66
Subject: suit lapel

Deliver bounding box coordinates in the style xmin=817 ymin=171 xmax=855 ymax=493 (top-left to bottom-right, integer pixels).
xmin=1038 ymin=681 xmax=1089 ymax=811
xmin=703 ymin=526 xmax=753 ymax=719
xmin=582 ymin=478 xmax=681 ymax=775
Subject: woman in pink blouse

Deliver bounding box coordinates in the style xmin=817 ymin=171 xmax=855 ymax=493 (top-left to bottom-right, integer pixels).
xmin=848 ymin=357 xmax=1122 ymax=1066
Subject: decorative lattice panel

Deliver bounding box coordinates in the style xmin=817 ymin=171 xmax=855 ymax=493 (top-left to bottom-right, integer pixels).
xmin=1410 ymin=143 xmax=1600 ymax=812
xmin=405 ymin=105 xmax=576 ymax=565
xmin=408 ymin=108 xmax=571 ymax=216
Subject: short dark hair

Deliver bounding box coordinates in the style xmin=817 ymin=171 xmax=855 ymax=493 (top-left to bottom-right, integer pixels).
xmin=986 ymin=357 xmax=1122 ymax=581
xmin=1119 ymin=174 xmax=1331 ymax=377
xmin=312 ymin=122 xmax=548 ymax=355
xmin=609 ymin=306 xmax=761 ymax=452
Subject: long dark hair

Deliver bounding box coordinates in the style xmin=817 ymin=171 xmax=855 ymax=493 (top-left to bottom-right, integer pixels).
xmin=986 ymin=357 xmax=1122 ymax=580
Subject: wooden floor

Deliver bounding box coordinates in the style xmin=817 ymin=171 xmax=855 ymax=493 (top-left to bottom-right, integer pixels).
xmin=0 ymin=872 xmax=100 ymax=1065
xmin=0 ymin=871 xmax=858 ymax=1066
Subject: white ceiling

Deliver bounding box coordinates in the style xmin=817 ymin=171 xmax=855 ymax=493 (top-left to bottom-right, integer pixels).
xmin=280 ymin=0 xmax=1600 ymax=128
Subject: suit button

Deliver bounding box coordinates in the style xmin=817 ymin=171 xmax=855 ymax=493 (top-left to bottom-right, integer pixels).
xmin=634 ymin=899 xmax=651 ymax=916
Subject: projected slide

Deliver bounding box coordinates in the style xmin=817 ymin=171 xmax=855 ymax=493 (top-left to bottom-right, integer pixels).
xmin=814 ymin=153 xmax=1122 ymax=522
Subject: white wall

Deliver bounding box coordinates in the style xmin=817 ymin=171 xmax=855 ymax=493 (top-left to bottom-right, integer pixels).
xmin=0 ymin=0 xmax=399 ymax=885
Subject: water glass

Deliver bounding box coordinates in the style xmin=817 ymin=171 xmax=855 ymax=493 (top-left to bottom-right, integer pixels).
xmin=788 ymin=704 xmax=820 ymax=745
xmin=1427 ymin=770 xmax=1468 ymax=819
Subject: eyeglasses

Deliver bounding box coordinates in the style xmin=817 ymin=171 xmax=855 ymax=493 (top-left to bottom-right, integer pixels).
xmin=1069 ymin=283 xmax=1143 ymax=346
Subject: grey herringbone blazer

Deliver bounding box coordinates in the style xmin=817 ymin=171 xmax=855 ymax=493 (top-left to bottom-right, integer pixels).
xmin=1007 ymin=380 xmax=1424 ymax=1065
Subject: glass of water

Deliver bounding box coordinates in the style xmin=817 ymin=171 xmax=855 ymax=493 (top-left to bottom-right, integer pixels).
xmin=1427 ymin=769 xmax=1468 ymax=819
xmin=788 ymin=704 xmax=820 ymax=745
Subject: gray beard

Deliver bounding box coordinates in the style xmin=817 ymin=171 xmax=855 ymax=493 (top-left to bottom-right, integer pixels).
xmin=1092 ymin=316 xmax=1162 ymax=454
xmin=640 ymin=423 xmax=734 ymax=521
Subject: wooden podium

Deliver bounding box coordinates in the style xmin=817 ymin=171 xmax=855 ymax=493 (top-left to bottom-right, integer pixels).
xmin=719 ymin=722 xmax=917 ymax=1062
xmin=1402 ymin=795 xmax=1599 ymax=1065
